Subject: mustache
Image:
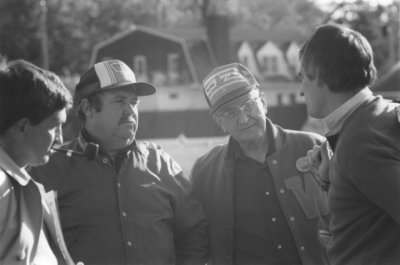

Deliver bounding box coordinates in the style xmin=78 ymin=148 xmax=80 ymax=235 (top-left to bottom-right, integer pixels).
xmin=119 ymin=116 xmax=136 ymax=124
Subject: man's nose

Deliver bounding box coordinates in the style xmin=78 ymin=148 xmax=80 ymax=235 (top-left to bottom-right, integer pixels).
xmin=125 ymin=103 xmax=136 ymax=114
xmin=236 ymin=108 xmax=250 ymax=124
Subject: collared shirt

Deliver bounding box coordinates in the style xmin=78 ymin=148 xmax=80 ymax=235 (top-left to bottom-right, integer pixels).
xmin=80 ymin=128 xmax=129 ymax=173
xmin=323 ymin=87 xmax=374 ymax=136
xmin=232 ymin=130 xmax=302 ymax=265
xmin=0 ymin=147 xmax=57 ymax=265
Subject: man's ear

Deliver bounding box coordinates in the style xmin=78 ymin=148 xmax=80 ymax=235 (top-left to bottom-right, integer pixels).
xmin=17 ymin=118 xmax=30 ymax=133
xmin=9 ymin=118 xmax=31 ymax=141
xmin=80 ymin=98 xmax=93 ymax=119
xmin=212 ymin=114 xmax=227 ymax=133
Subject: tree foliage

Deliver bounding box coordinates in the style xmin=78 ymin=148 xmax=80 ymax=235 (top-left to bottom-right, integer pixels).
xmin=0 ymin=0 xmax=42 ymax=64
xmin=0 ymin=0 xmax=397 ymax=76
xmin=327 ymin=0 xmax=400 ymax=74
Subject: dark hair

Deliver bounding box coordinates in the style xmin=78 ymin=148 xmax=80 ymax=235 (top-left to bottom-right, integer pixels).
xmin=76 ymin=93 xmax=103 ymax=121
xmin=299 ymin=23 xmax=377 ymax=93
xmin=0 ymin=60 xmax=72 ymax=135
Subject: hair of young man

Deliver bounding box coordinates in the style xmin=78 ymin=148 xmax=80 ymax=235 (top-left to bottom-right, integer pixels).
xmin=0 ymin=60 xmax=72 ymax=135
xmin=77 ymin=93 xmax=103 ymax=122
xmin=299 ymin=23 xmax=377 ymax=93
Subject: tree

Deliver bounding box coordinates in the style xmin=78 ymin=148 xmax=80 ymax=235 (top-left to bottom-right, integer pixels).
xmin=0 ymin=0 xmax=42 ymax=66
xmin=325 ymin=0 xmax=400 ymax=74
xmin=3 ymin=0 xmax=394 ymax=77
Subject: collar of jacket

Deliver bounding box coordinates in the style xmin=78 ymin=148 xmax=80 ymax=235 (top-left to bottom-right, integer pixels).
xmin=78 ymin=129 xmax=142 ymax=157
xmin=0 ymin=145 xmax=31 ymax=186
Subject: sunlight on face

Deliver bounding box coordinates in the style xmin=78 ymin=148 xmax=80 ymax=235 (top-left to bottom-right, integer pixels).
xmin=26 ymin=108 xmax=67 ymax=166
xmin=214 ymin=93 xmax=267 ymax=143
xmin=88 ymin=88 xmax=139 ymax=152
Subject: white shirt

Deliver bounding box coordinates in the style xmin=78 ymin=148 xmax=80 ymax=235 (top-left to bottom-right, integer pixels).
xmin=0 ymin=147 xmax=57 ymax=265
xmin=323 ymin=88 xmax=374 ymax=136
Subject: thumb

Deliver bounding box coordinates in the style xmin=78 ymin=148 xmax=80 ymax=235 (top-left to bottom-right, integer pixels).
xmin=319 ymin=140 xmax=332 ymax=183
xmin=320 ymin=140 xmax=332 ymax=162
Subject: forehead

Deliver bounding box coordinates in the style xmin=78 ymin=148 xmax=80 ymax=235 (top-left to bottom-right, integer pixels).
xmin=38 ymin=109 xmax=67 ymax=128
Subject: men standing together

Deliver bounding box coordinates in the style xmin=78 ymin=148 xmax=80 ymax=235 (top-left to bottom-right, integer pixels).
xmin=3 ymin=22 xmax=399 ymax=265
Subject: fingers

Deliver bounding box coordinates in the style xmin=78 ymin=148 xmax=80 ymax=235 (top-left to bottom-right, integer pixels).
xmin=318 ymin=141 xmax=332 ymax=183
xmin=320 ymin=141 xmax=333 ymax=161
xmin=306 ymin=145 xmax=322 ymax=169
xmin=304 ymin=141 xmax=332 ymax=190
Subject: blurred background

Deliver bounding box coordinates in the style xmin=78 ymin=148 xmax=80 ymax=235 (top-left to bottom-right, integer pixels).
xmin=1 ymin=0 xmax=399 ymax=173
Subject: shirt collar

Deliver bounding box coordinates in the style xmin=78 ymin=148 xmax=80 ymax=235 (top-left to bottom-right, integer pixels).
xmin=78 ymin=129 xmax=138 ymax=157
xmin=323 ymin=87 xmax=374 ymax=136
xmin=0 ymin=146 xmax=31 ymax=186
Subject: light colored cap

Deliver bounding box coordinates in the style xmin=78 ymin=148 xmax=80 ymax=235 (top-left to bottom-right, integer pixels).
xmin=75 ymin=59 xmax=156 ymax=102
xmin=202 ymin=63 xmax=259 ymax=114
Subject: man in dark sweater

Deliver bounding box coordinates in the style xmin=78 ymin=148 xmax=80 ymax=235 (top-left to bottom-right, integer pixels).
xmin=299 ymin=23 xmax=400 ymax=265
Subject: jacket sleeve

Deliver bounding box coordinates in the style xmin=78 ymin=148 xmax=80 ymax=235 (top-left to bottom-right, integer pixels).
xmin=173 ymin=172 xmax=209 ymax=265
xmin=149 ymin=144 xmax=209 ymax=265
xmin=347 ymin=133 xmax=400 ymax=224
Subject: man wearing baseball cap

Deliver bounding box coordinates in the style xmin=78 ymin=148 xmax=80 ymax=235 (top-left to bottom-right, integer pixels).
xmin=31 ymin=59 xmax=208 ymax=265
xmin=190 ymin=63 xmax=329 ymax=265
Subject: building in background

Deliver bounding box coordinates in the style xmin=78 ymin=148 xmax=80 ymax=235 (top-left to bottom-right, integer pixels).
xmin=86 ymin=23 xmax=308 ymax=140
xmin=83 ymin=23 xmax=400 ymax=173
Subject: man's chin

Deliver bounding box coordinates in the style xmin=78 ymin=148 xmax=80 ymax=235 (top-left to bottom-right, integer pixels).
xmin=121 ymin=134 xmax=135 ymax=145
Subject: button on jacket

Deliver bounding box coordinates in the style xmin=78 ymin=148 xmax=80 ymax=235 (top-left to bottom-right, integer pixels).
xmin=30 ymin=135 xmax=208 ymax=265
xmin=190 ymin=119 xmax=329 ymax=265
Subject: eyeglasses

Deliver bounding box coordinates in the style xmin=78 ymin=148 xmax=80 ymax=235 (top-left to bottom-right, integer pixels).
xmin=215 ymin=97 xmax=261 ymax=121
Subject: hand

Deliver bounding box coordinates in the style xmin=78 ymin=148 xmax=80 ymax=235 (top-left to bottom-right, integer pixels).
xmin=306 ymin=141 xmax=333 ymax=189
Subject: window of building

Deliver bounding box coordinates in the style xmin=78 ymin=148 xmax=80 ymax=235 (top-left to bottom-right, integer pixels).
xmin=167 ymin=53 xmax=179 ymax=84
xmin=262 ymin=55 xmax=278 ymax=74
xmin=167 ymin=53 xmax=179 ymax=74
xmin=133 ymin=55 xmax=148 ymax=81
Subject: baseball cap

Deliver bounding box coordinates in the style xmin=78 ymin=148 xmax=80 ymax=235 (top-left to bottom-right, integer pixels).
xmin=75 ymin=59 xmax=157 ymax=102
xmin=202 ymin=63 xmax=259 ymax=114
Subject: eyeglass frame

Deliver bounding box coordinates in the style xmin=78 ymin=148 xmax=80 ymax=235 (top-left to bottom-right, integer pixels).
xmin=213 ymin=91 xmax=263 ymax=121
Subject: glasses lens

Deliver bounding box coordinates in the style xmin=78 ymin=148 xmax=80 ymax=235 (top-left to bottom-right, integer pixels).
xmin=217 ymin=98 xmax=259 ymax=120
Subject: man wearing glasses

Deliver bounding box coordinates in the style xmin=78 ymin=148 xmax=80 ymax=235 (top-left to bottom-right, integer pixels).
xmin=190 ymin=63 xmax=329 ymax=265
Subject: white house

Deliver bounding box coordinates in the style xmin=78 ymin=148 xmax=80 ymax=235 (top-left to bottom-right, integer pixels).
xmin=237 ymin=41 xmax=262 ymax=79
xmin=285 ymin=41 xmax=301 ymax=80
xmin=255 ymin=41 xmax=291 ymax=79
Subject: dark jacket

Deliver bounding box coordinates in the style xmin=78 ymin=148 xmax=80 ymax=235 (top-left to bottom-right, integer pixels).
xmin=327 ymin=96 xmax=400 ymax=265
xmin=30 ymin=135 xmax=208 ymax=265
xmin=190 ymin=120 xmax=329 ymax=265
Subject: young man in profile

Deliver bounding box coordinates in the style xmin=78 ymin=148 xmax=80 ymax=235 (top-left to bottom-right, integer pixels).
xmin=0 ymin=60 xmax=75 ymax=265
xmin=300 ymin=23 xmax=400 ymax=265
